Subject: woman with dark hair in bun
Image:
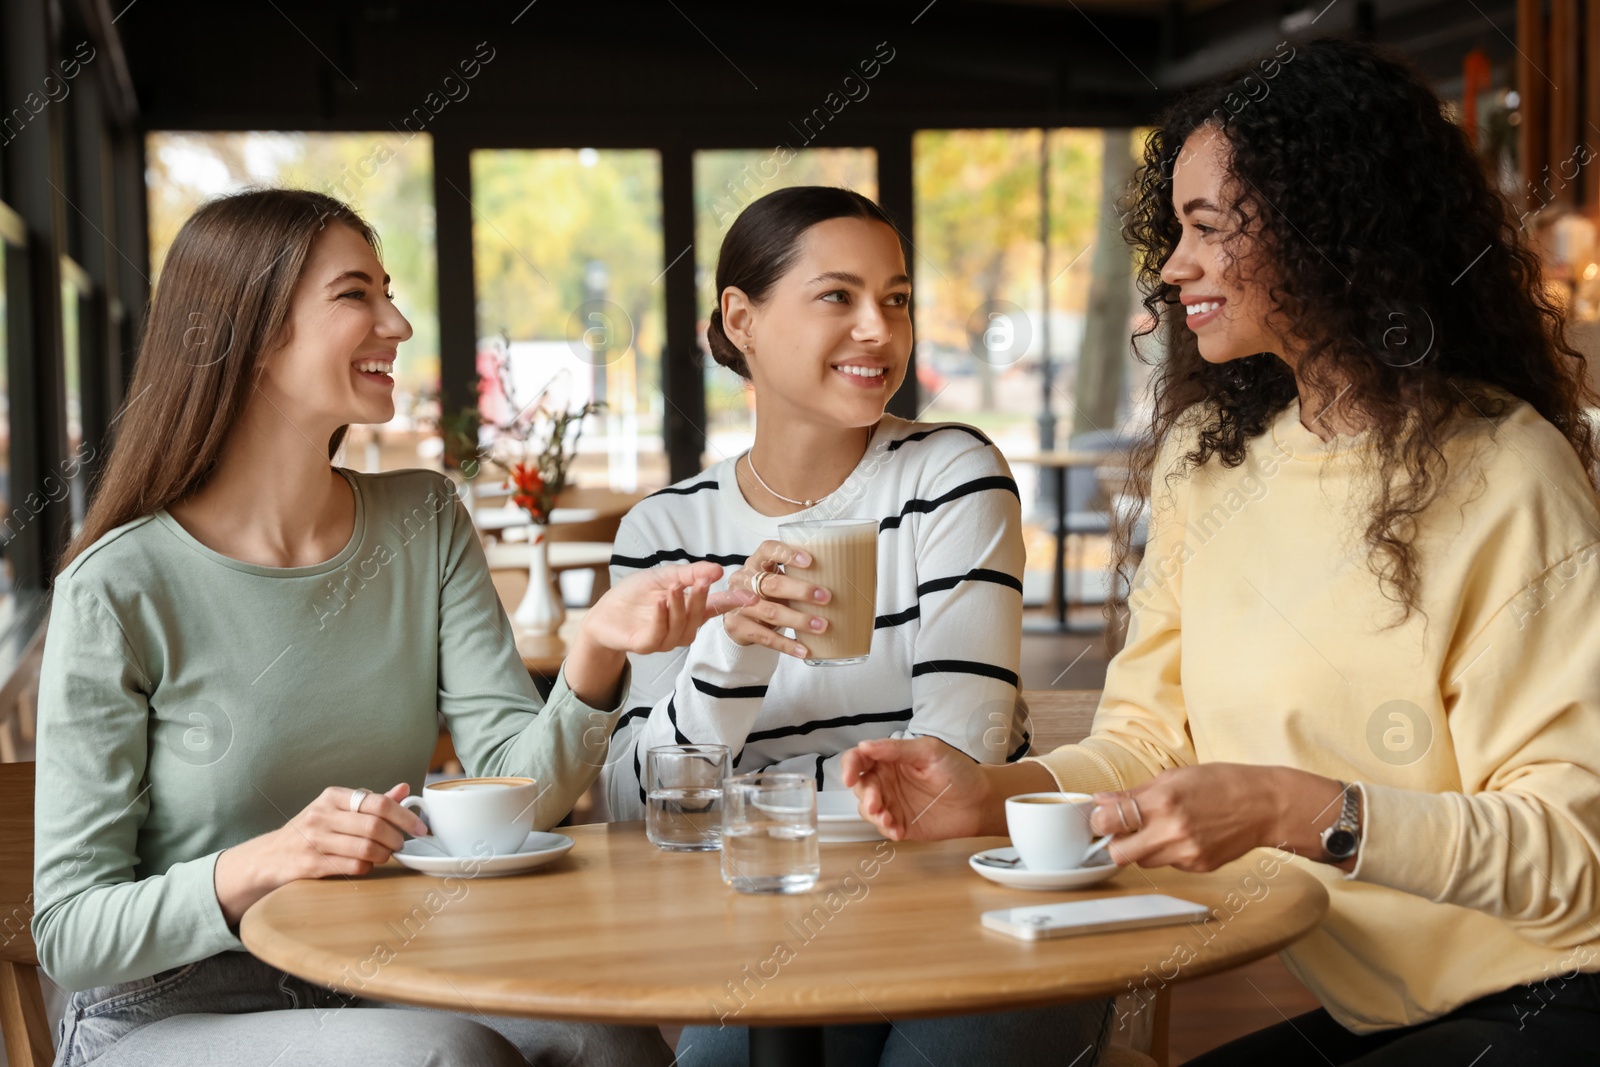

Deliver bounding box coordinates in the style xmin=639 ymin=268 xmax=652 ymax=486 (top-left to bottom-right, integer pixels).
xmin=845 ymin=37 xmax=1600 ymax=1065
xmin=602 ymin=186 xmax=1114 ymax=1065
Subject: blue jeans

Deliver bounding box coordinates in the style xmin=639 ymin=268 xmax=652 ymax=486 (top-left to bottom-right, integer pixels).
xmin=54 ymin=949 xmax=674 ymax=1067
xmin=676 ymin=998 xmax=1113 ymax=1067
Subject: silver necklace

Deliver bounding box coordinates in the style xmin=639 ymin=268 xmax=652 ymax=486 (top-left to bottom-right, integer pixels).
xmin=744 ymin=451 xmax=824 ymax=508
xmin=743 ymin=428 xmax=870 ymax=509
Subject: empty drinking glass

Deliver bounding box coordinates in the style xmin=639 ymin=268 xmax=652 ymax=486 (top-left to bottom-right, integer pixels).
xmin=721 ymin=772 xmax=820 ymax=894
xmin=646 ymin=744 xmax=731 ymax=851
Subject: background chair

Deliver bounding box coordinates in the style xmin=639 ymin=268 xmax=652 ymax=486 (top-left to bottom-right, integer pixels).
xmin=0 ymin=631 xmax=44 ymax=765
xmin=0 ymin=761 xmax=52 ymax=1067
xmin=1023 ymin=689 xmax=1168 ymax=1066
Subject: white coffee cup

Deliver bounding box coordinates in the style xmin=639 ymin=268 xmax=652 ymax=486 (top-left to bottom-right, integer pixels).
xmin=400 ymin=776 xmax=538 ymax=858
xmin=1005 ymin=792 xmax=1115 ymax=871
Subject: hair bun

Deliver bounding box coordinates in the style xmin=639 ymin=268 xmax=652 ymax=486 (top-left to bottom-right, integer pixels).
xmin=705 ymin=307 xmax=750 ymax=378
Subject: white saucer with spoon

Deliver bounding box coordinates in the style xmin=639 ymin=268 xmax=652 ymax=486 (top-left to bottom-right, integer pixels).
xmin=968 ymin=846 xmax=1122 ymax=890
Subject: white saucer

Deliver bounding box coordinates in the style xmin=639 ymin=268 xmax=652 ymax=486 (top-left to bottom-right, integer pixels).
xmin=816 ymin=791 xmax=886 ymax=844
xmin=968 ymin=846 xmax=1122 ymax=890
xmin=394 ymin=831 xmax=574 ymax=878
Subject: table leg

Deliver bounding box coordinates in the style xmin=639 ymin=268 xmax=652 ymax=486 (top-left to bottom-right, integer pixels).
xmin=748 ymin=1025 xmax=825 ymax=1066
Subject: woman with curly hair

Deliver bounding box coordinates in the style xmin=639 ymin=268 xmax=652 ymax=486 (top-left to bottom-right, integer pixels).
xmin=843 ymin=36 xmax=1600 ymax=1064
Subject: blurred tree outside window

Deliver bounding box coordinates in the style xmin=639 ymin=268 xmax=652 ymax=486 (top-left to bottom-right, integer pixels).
xmin=471 ymin=148 xmax=664 ymax=490
xmin=913 ymin=128 xmax=1148 ymax=605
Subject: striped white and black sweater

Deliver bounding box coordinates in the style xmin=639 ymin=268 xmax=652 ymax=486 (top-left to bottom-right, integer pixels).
xmin=598 ymin=415 xmax=1030 ymax=820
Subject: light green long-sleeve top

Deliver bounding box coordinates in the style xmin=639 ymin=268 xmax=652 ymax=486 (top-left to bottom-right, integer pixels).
xmin=32 ymin=467 xmax=628 ymax=992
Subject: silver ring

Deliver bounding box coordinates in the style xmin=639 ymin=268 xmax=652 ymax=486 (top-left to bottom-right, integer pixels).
xmin=750 ymin=570 xmax=769 ymax=598
xmin=349 ymin=788 xmax=371 ymax=813
xmin=1127 ymin=796 xmax=1144 ymax=831
xmin=1114 ymin=798 xmax=1131 ymax=832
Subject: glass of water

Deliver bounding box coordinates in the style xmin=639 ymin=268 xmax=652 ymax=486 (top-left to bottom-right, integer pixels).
xmin=646 ymin=744 xmax=731 ymax=851
xmin=721 ymin=772 xmax=820 ymax=894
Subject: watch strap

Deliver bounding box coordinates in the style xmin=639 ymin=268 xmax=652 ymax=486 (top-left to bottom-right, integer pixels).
xmin=1320 ymin=781 xmax=1362 ymax=861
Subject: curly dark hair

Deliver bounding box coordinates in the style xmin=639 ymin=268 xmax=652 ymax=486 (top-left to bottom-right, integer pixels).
xmin=1112 ymin=36 xmax=1599 ymax=624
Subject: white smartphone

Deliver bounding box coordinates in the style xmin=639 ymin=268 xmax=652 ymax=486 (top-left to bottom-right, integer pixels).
xmin=981 ymin=894 xmax=1211 ymax=941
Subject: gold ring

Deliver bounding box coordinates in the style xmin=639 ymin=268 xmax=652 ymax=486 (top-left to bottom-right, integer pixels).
xmin=750 ymin=570 xmax=769 ymax=598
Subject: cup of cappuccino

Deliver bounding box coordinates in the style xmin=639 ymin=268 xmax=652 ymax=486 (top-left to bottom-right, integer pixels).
xmin=777 ymin=518 xmax=878 ymax=666
xmin=399 ymin=776 xmax=538 ymax=858
xmin=1004 ymin=792 xmax=1115 ymax=871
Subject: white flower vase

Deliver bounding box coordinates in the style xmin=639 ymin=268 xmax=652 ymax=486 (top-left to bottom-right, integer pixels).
xmin=513 ymin=523 xmax=566 ymax=634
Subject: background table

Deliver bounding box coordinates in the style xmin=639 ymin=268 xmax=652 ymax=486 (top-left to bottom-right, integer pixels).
xmin=1009 ymin=450 xmax=1122 ymax=632
xmin=242 ymin=821 xmax=1329 ymax=1066
xmin=509 ymin=608 xmax=586 ymax=681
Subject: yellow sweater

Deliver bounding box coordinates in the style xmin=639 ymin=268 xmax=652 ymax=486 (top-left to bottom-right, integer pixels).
xmin=1030 ymin=396 xmax=1600 ymax=1033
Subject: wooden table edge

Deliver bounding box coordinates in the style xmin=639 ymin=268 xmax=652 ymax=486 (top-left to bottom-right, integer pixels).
xmin=240 ymin=850 xmax=1331 ymax=1028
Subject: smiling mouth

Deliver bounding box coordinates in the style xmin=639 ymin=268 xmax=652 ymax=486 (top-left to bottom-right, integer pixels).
xmin=354 ymin=359 xmax=394 ymax=381
xmin=832 ymin=364 xmax=887 ymax=380
xmin=1184 ymin=299 xmax=1224 ymax=317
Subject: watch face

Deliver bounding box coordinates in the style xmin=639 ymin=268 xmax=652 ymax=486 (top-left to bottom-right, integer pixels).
xmin=1325 ymin=829 xmax=1357 ymax=858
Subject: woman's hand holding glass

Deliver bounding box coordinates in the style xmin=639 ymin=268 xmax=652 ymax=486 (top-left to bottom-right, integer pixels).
xmin=722 ymin=540 xmax=834 ymax=659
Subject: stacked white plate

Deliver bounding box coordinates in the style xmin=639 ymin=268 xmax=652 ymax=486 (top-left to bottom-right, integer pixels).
xmin=816 ymin=790 xmax=887 ymax=844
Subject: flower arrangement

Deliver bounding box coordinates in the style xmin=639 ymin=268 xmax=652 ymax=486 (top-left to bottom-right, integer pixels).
xmin=506 ymin=461 xmax=545 ymax=522
xmin=475 ymin=335 xmax=603 ymax=526
xmin=498 ymin=399 xmax=602 ymax=526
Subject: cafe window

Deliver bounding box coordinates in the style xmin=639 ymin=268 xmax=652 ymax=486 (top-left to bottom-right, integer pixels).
xmin=0 ymin=233 xmax=12 ymax=612
xmin=60 ymin=257 xmax=90 ymax=533
xmin=144 ymin=131 xmax=440 ymax=472
xmin=913 ymin=128 xmax=1144 ymax=604
xmin=470 ymin=148 xmax=666 ymax=491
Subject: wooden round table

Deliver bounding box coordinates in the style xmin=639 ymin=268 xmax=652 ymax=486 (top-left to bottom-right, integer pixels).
xmin=242 ymin=822 xmax=1329 ymax=1066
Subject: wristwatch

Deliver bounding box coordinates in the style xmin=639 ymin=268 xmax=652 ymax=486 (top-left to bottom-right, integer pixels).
xmin=1320 ymin=781 xmax=1363 ymax=863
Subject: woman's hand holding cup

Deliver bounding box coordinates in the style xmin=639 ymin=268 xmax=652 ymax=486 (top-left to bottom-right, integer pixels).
xmin=214 ymin=783 xmax=428 ymax=926
xmin=723 ymin=539 xmax=833 ymax=659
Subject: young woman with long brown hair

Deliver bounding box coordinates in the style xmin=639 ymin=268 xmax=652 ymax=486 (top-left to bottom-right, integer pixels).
xmin=845 ymin=38 xmax=1600 ymax=1065
xmin=32 ymin=188 xmax=747 ymax=1066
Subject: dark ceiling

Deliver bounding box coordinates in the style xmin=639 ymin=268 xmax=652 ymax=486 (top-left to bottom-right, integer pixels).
xmin=112 ymin=0 xmax=1519 ymax=138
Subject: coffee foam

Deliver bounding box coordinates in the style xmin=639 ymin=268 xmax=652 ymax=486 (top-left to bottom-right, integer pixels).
xmin=429 ymin=776 xmax=536 ymax=791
